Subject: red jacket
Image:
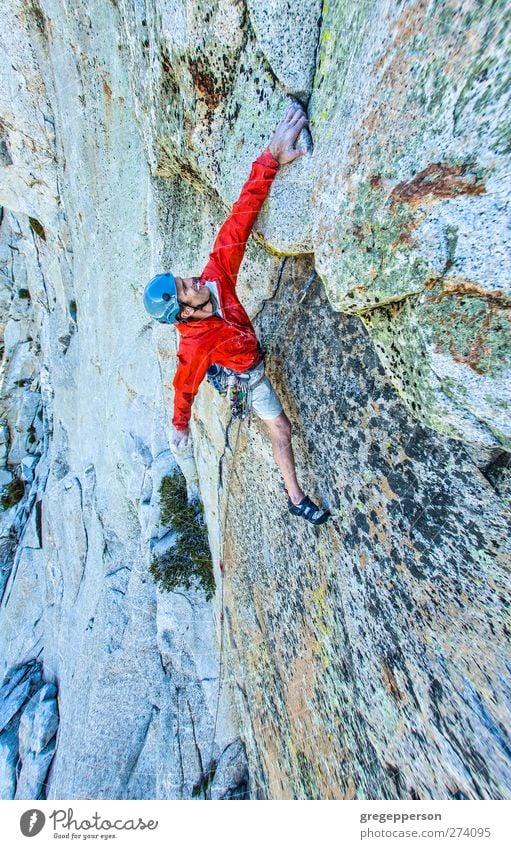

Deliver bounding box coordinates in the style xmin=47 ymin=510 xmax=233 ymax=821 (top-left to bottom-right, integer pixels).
xmin=172 ymin=147 xmax=280 ymax=430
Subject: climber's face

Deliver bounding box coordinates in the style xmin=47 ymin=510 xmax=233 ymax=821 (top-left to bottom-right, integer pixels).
xmin=175 ymin=276 xmax=212 ymax=320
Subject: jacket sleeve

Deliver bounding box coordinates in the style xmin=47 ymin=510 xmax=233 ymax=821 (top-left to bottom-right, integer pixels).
xmin=172 ymin=345 xmax=210 ymax=431
xmin=204 ymin=147 xmax=279 ymax=287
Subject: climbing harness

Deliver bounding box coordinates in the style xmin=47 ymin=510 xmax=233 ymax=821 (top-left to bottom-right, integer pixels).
xmin=205 ymin=363 xmax=228 ymax=396
xmin=206 ymin=363 xmax=266 ymax=422
xmin=206 ymin=268 xmax=319 ymax=424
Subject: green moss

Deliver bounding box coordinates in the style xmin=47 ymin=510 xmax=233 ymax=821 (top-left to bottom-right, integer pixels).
xmin=28 ymin=217 xmax=46 ymax=241
xmin=149 ymin=471 xmax=214 ymax=599
xmin=1 ymin=477 xmax=25 ymax=510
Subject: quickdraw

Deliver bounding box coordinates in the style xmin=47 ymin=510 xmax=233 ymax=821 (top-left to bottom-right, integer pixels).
xmin=229 ymin=374 xmax=252 ymax=421
xmin=206 ymin=365 xmax=253 ymax=420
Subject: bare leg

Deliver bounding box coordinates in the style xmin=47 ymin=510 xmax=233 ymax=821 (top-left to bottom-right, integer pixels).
xmin=263 ymin=412 xmax=305 ymax=505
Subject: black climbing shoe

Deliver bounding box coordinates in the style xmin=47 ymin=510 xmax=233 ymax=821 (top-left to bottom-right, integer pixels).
xmin=288 ymin=495 xmax=331 ymax=525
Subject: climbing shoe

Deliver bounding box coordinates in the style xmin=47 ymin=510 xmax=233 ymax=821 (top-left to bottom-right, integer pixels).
xmin=288 ymin=495 xmax=331 ymax=525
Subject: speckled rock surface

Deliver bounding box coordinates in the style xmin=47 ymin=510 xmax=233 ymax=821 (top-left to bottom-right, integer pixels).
xmin=309 ymin=0 xmax=511 ymax=448
xmin=1 ymin=0 xmax=510 ymax=802
xmin=116 ymin=0 xmax=314 ymax=253
xmin=245 ymin=0 xmax=323 ymax=97
xmin=217 ymin=258 xmax=511 ymax=799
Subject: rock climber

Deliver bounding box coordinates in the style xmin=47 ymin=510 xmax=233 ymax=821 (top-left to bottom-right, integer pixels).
xmin=143 ymin=103 xmax=330 ymax=525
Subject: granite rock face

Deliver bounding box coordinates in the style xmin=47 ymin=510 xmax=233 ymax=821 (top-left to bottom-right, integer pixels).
xmin=0 ymin=661 xmax=58 ymax=800
xmin=0 ymin=0 xmax=245 ymax=800
xmin=309 ymin=0 xmax=511 ymax=449
xmin=119 ymin=0 xmax=511 ymax=450
xmin=0 ymin=0 xmax=510 ymax=800
xmin=216 ymin=257 xmax=511 ymax=799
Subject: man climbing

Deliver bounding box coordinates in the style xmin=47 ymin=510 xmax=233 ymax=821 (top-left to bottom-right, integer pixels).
xmin=144 ymin=103 xmax=330 ymax=525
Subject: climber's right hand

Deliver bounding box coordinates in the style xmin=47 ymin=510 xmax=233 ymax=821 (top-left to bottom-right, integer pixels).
xmin=171 ymin=426 xmax=190 ymax=451
xmin=268 ymin=102 xmax=309 ymax=165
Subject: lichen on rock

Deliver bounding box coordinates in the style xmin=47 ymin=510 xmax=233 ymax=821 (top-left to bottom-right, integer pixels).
xmin=0 ymin=0 xmax=510 ymax=802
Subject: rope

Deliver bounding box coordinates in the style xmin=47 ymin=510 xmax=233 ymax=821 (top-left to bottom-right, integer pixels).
xmin=204 ymin=416 xmax=242 ymax=795
xmin=261 ymin=268 xmax=317 ymax=355
xmin=204 ymin=267 xmax=319 ymax=793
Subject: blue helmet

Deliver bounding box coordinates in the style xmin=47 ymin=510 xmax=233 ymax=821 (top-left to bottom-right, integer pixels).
xmin=143 ymin=273 xmax=181 ymax=324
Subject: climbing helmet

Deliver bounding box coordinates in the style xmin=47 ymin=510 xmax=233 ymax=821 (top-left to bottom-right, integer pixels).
xmin=143 ymin=273 xmax=181 ymax=324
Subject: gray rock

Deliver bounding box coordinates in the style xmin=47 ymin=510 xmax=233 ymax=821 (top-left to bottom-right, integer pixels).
xmin=150 ymin=529 xmax=177 ymax=558
xmin=485 ymin=454 xmax=511 ymax=511
xmin=0 ymin=469 xmax=13 ymax=488
xmin=245 ymin=0 xmax=323 ymax=96
xmin=18 ymin=683 xmax=58 ymax=757
xmin=3 ymin=319 xmax=24 ymax=357
xmin=217 ymin=258 xmax=511 ymax=799
xmin=19 ymin=455 xmax=39 ymax=483
xmin=0 ymin=666 xmax=58 ymax=800
xmin=0 ymin=727 xmax=19 ymax=800
xmin=0 ymin=423 xmax=10 ymax=466
xmin=0 ymin=681 xmax=32 ymax=731
xmin=308 ymin=0 xmax=511 ymax=449
xmin=0 ymin=663 xmax=42 ymax=731
xmin=210 ymin=738 xmax=249 ymax=800
xmin=15 ymin=737 xmax=56 ymax=800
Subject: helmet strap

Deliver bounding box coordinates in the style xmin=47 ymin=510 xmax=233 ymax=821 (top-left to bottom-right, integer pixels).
xmin=178 ymin=292 xmax=212 ymax=319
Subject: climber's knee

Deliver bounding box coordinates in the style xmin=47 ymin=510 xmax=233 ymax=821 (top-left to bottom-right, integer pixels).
xmin=265 ymin=412 xmax=292 ymax=445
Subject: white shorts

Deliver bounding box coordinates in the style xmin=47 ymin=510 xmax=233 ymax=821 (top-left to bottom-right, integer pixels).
xmin=240 ymin=361 xmax=283 ymax=421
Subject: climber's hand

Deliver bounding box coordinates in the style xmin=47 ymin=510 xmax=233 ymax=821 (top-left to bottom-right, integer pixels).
xmin=171 ymin=426 xmax=190 ymax=451
xmin=268 ymin=102 xmax=309 ymax=165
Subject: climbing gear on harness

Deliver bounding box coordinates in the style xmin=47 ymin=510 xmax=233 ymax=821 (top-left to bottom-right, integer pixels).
xmin=207 ymin=363 xmax=266 ymax=421
xmin=229 ymin=373 xmax=252 ymax=421
xmin=143 ymin=273 xmax=181 ymax=324
xmin=288 ymin=494 xmax=331 ymax=525
xmin=206 ymin=365 xmax=250 ymax=418
xmin=206 ymin=364 xmax=228 ymax=396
